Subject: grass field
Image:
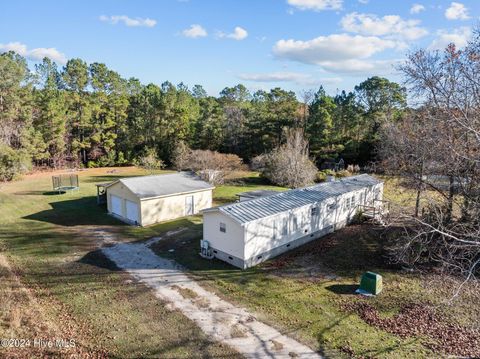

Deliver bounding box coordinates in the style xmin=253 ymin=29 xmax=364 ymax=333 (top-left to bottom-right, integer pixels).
xmin=0 ymin=168 xmax=478 ymax=358
xmin=0 ymin=167 xmax=240 ymax=358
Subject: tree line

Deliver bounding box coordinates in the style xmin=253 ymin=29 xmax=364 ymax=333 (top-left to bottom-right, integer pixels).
xmin=0 ymin=50 xmax=406 ymax=180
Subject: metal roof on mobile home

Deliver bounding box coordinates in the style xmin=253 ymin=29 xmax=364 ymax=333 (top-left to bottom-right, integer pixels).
xmin=203 ymin=174 xmax=382 ymax=225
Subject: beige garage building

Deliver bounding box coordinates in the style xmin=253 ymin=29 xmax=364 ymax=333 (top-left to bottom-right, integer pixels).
xmin=105 ymin=172 xmax=214 ymax=226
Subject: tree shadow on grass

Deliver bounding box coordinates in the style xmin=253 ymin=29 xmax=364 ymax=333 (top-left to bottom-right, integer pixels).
xmin=79 ymin=249 xmax=121 ymax=271
xmin=22 ymin=196 xmax=121 ymax=226
xmin=14 ymin=190 xmax=65 ymax=196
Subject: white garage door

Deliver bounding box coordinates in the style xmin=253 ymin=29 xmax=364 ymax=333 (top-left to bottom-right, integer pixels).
xmin=111 ymin=195 xmax=122 ymax=216
xmin=125 ymin=200 xmax=139 ymax=224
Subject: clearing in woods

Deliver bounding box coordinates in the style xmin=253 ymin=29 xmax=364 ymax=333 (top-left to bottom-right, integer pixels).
xmin=0 ymin=168 xmax=478 ymax=358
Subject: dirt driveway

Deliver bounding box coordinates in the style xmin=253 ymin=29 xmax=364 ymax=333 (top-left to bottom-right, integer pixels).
xmin=98 ymin=230 xmax=322 ymax=359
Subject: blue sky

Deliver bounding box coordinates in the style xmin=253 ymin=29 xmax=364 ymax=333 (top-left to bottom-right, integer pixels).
xmin=1 ymin=0 xmax=479 ymax=96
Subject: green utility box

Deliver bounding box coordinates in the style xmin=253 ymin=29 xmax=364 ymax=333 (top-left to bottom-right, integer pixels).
xmin=359 ymin=272 xmax=383 ymax=295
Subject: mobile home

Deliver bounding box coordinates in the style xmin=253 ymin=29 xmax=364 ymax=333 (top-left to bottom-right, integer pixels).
xmin=202 ymin=174 xmax=383 ymax=269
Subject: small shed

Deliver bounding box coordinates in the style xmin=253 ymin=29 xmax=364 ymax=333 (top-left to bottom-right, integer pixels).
xmin=237 ymin=190 xmax=280 ymax=202
xmin=202 ymin=174 xmax=383 ymax=269
xmin=105 ymin=172 xmax=214 ymax=226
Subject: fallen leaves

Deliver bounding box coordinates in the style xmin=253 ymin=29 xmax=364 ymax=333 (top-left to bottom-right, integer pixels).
xmin=344 ymin=301 xmax=480 ymax=357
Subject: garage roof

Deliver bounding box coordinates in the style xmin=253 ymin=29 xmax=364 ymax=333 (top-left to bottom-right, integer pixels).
xmin=203 ymin=174 xmax=382 ymax=225
xmin=108 ymin=172 xmax=214 ymax=199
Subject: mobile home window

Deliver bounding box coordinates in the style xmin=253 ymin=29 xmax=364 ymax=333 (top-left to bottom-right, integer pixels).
xmin=281 ymin=218 xmax=288 ymax=235
xmin=219 ymin=222 xmax=226 ymax=233
xmin=292 ymin=216 xmax=298 ymax=232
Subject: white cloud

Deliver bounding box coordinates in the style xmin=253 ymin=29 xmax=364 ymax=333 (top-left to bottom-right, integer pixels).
xmin=273 ymin=34 xmax=396 ymax=65
xmin=287 ymin=0 xmax=342 ymax=11
xmin=445 ymin=2 xmax=470 ymax=20
xmin=273 ymin=34 xmax=401 ymax=75
xmin=318 ymin=59 xmax=400 ymax=75
xmin=238 ymin=71 xmax=342 ymax=86
xmin=0 ymin=42 xmax=67 ymax=64
xmin=429 ymin=27 xmax=471 ymax=50
xmin=341 ymin=12 xmax=428 ymax=40
xmin=182 ymin=24 xmax=208 ymax=38
xmin=218 ymin=26 xmax=248 ymax=40
xmin=410 ymin=4 xmax=425 ymax=14
xmin=99 ymin=15 xmax=157 ymax=27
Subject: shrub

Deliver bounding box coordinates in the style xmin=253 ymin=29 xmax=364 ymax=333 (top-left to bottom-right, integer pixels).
xmin=259 ymin=129 xmax=317 ymax=188
xmin=187 ymin=150 xmax=244 ymax=185
xmin=335 ymin=169 xmax=352 ymax=178
xmin=135 ymin=148 xmax=165 ymax=174
xmin=0 ymin=144 xmax=31 ymax=181
xmin=250 ymin=154 xmax=268 ymax=171
xmin=347 ymin=164 xmax=361 ymax=173
xmin=172 ymin=141 xmax=192 ymax=171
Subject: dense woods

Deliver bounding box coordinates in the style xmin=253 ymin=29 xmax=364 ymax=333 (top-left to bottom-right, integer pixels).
xmin=0 ymin=50 xmax=406 ymax=181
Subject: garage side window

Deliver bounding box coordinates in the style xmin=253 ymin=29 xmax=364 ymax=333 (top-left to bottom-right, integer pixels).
xmin=220 ymin=222 xmax=226 ymax=233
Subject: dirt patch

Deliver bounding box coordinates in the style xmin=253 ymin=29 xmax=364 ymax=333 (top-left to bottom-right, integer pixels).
xmin=230 ymin=324 xmax=247 ymax=338
xmin=271 ymin=339 xmax=284 ymax=351
xmin=172 ymin=285 xmax=199 ymax=300
xmin=344 ymin=301 xmax=480 ymax=357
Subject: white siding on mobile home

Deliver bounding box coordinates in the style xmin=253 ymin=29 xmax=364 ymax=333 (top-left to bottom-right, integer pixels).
xmin=202 ymin=174 xmax=383 ymax=269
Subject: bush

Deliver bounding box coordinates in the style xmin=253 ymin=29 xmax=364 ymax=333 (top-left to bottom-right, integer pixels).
xmin=135 ymin=148 xmax=165 ymax=174
xmin=0 ymin=145 xmax=31 ymax=181
xmin=347 ymin=164 xmax=360 ymax=173
xmin=335 ymin=169 xmax=352 ymax=178
xmin=250 ymin=154 xmax=268 ymax=171
xmin=259 ymin=129 xmax=317 ymax=188
xmin=188 ymin=150 xmax=244 ymax=185
xmin=172 ymin=141 xmax=192 ymax=170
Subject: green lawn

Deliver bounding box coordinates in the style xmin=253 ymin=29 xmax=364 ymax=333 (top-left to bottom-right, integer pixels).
xmin=0 ymin=167 xmax=239 ymax=358
xmin=142 ymin=175 xmax=479 ymax=358
xmin=0 ymin=168 xmax=478 ymax=358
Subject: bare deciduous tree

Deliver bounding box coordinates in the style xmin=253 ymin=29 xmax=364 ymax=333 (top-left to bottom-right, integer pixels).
xmin=383 ymin=31 xmax=480 ymax=282
xmin=257 ymin=129 xmax=318 ymax=188
xmin=175 ymin=147 xmax=244 ymax=185
xmin=172 ymin=140 xmax=192 ymax=171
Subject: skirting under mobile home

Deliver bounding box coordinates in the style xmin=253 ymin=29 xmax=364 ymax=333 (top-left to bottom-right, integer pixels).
xmin=105 ymin=172 xmax=214 ymax=226
xmin=202 ymin=174 xmax=383 ymax=269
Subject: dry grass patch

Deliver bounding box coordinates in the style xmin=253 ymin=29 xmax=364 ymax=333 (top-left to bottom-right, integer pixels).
xmin=271 ymin=339 xmax=284 ymax=351
xmin=230 ymin=324 xmax=247 ymax=338
xmin=172 ymin=285 xmax=199 ymax=300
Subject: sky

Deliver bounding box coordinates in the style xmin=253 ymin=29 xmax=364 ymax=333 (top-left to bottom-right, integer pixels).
xmin=1 ymin=0 xmax=479 ymax=96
